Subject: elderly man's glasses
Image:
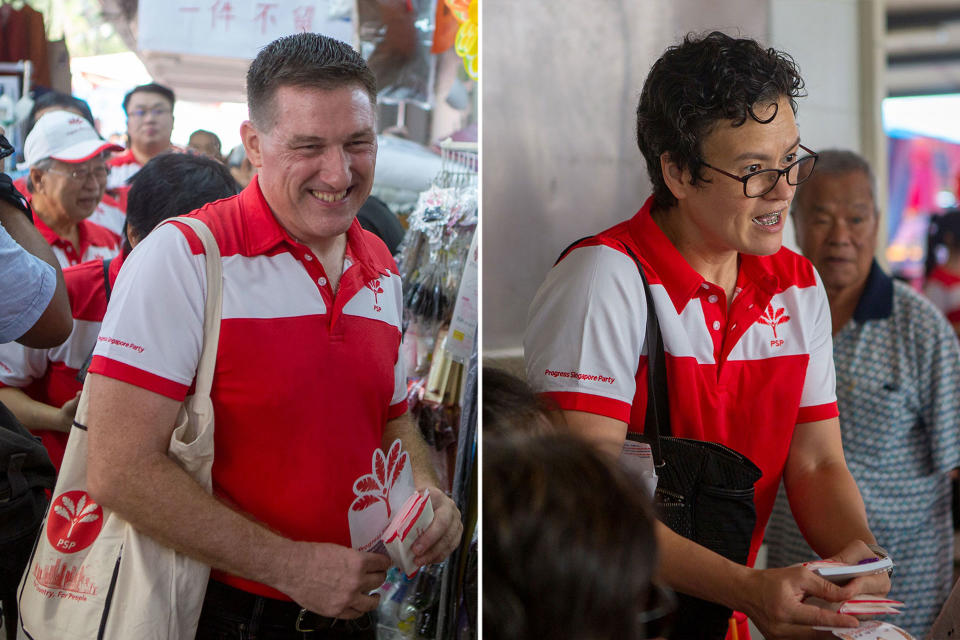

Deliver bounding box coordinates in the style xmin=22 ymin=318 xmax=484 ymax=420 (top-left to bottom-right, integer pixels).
xmin=700 ymin=145 xmax=818 ymax=198
xmin=46 ymin=166 xmax=110 ymax=183
xmin=128 ymin=107 xmax=171 ymax=119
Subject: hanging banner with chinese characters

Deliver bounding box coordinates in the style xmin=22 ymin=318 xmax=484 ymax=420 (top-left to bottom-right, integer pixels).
xmin=137 ymin=0 xmax=355 ymax=60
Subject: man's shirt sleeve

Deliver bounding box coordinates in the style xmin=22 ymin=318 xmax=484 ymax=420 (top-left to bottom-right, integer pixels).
xmin=0 ymin=221 xmax=57 ymax=344
xmin=797 ymin=270 xmax=839 ymax=424
xmin=0 ymin=340 xmax=49 ymax=388
xmin=88 ymin=223 xmax=205 ymax=401
xmin=524 ymin=244 xmax=646 ymax=423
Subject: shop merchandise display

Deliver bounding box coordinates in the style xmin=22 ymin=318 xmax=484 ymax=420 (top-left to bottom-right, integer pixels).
xmin=376 ymin=141 xmax=477 ymax=639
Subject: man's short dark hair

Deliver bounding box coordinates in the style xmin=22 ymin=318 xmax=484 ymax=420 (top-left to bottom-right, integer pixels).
xmin=636 ymin=31 xmax=806 ymax=211
xmin=188 ymin=129 xmax=222 ymax=155
xmin=122 ymin=83 xmax=176 ymax=115
xmin=246 ymin=33 xmax=377 ymax=130
xmin=25 ymin=91 xmax=95 ymax=139
xmin=125 ymin=153 xmax=238 ymax=246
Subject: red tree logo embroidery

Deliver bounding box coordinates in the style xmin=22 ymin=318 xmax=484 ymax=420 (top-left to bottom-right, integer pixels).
xmin=46 ymin=491 xmax=103 ymax=554
xmin=366 ymin=279 xmax=383 ymax=304
xmin=758 ymin=303 xmax=790 ymax=339
xmin=351 ymin=440 xmax=408 ymax=519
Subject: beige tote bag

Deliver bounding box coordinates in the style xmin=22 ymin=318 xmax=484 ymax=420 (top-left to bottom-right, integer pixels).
xmin=17 ymin=217 xmax=222 ymax=640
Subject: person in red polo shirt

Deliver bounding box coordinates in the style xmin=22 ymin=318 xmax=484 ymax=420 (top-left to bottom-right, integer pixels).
xmin=22 ymin=111 xmax=123 ymax=268
xmin=80 ymin=33 xmax=462 ymax=639
xmin=105 ymin=82 xmax=182 ymax=210
xmin=14 ymin=93 xmax=128 ymax=236
xmin=0 ymin=153 xmax=238 ymax=472
xmin=525 ymin=32 xmax=889 ymax=640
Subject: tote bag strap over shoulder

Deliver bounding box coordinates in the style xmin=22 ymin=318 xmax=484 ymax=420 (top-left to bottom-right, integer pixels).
xmin=554 ymin=236 xmax=670 ymax=465
xmin=165 ymin=216 xmax=222 ymax=400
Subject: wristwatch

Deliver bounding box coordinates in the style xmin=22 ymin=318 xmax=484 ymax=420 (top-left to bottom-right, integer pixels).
xmin=866 ymin=543 xmax=894 ymax=576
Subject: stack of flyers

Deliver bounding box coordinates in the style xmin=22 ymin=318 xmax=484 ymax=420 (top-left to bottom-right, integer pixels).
xmin=805 ymin=595 xmax=904 ymax=615
xmin=812 ymin=620 xmax=915 ymax=639
xmin=383 ymin=489 xmax=435 ymax=577
xmin=802 ymin=557 xmax=894 ymax=584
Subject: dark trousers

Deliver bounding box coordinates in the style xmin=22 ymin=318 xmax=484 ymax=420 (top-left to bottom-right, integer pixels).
xmin=195 ymin=579 xmax=376 ymax=640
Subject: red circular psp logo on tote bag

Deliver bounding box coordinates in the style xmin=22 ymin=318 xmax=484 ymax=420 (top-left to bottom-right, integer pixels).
xmin=46 ymin=491 xmax=104 ymax=554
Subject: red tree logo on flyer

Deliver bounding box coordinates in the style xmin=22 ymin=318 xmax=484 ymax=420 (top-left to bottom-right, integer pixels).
xmin=351 ymin=440 xmax=408 ymax=519
xmin=46 ymin=491 xmax=103 ymax=554
xmin=758 ymin=303 xmax=790 ymax=346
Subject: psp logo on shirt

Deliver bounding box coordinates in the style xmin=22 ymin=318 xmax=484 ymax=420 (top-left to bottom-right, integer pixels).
xmin=757 ymin=303 xmax=790 ymax=347
xmin=366 ymin=279 xmax=384 ymax=312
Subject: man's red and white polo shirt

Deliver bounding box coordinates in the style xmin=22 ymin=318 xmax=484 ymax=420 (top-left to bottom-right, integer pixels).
xmin=34 ymin=213 xmax=121 ymax=268
xmin=0 ymin=254 xmax=125 ymax=470
xmin=525 ymin=197 xmax=839 ymax=565
xmin=89 ymin=176 xmax=407 ymax=599
xmin=106 ymin=147 xmax=184 ymax=211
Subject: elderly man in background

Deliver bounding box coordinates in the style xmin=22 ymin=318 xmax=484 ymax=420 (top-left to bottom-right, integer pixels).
xmin=24 ymin=111 xmax=123 ymax=267
xmin=764 ymin=149 xmax=960 ymax=637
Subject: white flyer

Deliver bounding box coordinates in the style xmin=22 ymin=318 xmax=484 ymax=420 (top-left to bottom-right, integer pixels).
xmin=619 ymin=439 xmax=658 ymax=500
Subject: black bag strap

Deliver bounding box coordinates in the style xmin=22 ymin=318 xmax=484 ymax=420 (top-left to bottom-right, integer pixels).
xmin=0 ymin=400 xmax=56 ymax=496
xmin=554 ymin=236 xmax=670 ymax=466
xmin=0 ymin=171 xmax=33 ymax=222
xmin=75 ymin=257 xmax=114 ymax=383
xmin=101 ymin=255 xmax=114 ymax=300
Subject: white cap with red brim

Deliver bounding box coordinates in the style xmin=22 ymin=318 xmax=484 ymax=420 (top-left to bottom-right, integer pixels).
xmin=22 ymin=110 xmax=123 ymax=168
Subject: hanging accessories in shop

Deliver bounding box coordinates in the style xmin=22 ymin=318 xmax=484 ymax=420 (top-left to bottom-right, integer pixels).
xmin=397 ymin=139 xmax=476 ymax=484
xmin=377 ymin=140 xmax=477 ymax=640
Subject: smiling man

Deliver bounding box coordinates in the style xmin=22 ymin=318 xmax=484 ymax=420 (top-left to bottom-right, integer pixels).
xmin=764 ymin=150 xmax=960 ymax=637
xmin=525 ymin=32 xmax=888 ymax=639
xmin=76 ymin=34 xmax=461 ymax=639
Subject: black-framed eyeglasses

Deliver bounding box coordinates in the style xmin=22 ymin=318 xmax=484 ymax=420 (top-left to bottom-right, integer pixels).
xmin=700 ymin=144 xmax=818 ymax=198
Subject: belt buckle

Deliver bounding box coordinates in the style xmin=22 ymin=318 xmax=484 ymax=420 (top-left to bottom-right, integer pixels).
xmin=295 ymin=608 xmax=316 ymax=632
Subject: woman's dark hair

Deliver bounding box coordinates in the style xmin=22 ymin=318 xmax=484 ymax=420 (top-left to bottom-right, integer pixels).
xmin=24 ymin=90 xmax=96 ymax=139
xmin=481 ymin=367 xmax=557 ymax=437
xmin=636 ymin=31 xmax=806 ymax=211
xmin=483 ymin=432 xmax=659 ymax=640
xmin=125 ymin=153 xmax=239 ymax=249
xmin=926 ymin=208 xmax=960 ymax=277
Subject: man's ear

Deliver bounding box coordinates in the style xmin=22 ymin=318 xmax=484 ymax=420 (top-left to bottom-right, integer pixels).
xmin=28 ymin=167 xmax=45 ymax=194
xmin=660 ymin=152 xmax=691 ymax=202
xmin=240 ymin=121 xmax=264 ymax=169
xmin=125 ymin=224 xmax=138 ymax=248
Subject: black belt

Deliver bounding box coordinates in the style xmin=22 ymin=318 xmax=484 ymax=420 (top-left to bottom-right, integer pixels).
xmin=202 ymin=579 xmax=375 ymax=633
